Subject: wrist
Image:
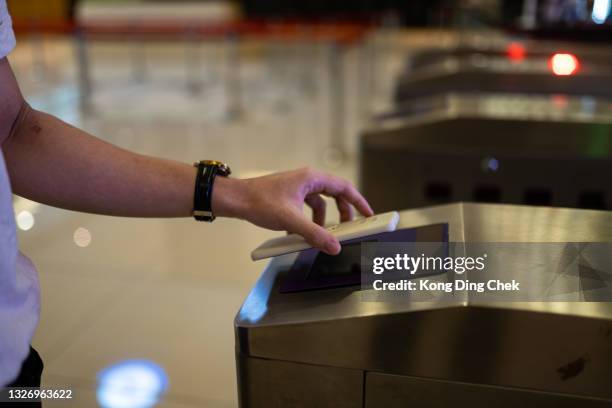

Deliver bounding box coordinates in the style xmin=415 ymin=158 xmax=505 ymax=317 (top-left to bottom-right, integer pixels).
xmin=211 ymin=176 xmax=249 ymax=219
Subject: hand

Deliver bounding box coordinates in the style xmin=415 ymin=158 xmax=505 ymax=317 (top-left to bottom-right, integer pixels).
xmin=213 ymin=167 xmax=374 ymax=255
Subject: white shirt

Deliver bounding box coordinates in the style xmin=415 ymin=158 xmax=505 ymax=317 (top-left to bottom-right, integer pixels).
xmin=0 ymin=0 xmax=14 ymax=57
xmin=0 ymin=1 xmax=41 ymax=386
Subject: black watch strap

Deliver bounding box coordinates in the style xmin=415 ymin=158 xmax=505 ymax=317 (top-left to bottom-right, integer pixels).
xmin=192 ymin=161 xmax=230 ymax=222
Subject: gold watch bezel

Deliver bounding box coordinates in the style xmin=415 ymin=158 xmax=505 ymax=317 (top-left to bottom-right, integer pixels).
xmin=193 ymin=160 xmax=231 ymax=176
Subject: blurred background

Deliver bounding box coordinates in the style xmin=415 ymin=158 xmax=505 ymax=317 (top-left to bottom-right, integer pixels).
xmin=7 ymin=0 xmax=612 ymax=407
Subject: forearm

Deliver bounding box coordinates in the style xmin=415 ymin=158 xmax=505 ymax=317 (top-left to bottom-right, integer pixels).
xmin=1 ymin=102 xmax=373 ymax=253
xmin=3 ymin=104 xmax=208 ymax=218
xmin=0 ymin=60 xmax=373 ymax=254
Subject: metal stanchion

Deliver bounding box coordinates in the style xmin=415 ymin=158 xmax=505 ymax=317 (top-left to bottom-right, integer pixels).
xmin=74 ymin=28 xmax=93 ymax=114
xmin=130 ymin=38 xmax=146 ymax=83
xmin=224 ymin=32 xmax=243 ymax=120
xmin=30 ymin=29 xmax=48 ymax=82
xmin=323 ymin=41 xmax=346 ymax=167
xmin=296 ymin=25 xmax=317 ymax=100
xmin=184 ymin=25 xmax=202 ymax=95
xmin=357 ymin=33 xmax=373 ymax=125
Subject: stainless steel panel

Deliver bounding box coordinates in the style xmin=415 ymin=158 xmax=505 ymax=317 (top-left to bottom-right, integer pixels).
xmin=365 ymin=372 xmax=612 ymax=408
xmin=236 ymin=354 xmax=363 ymax=408
xmin=239 ymin=305 xmax=612 ymax=399
xmin=395 ymin=69 xmax=612 ymax=101
xmin=236 ymin=204 xmax=612 ymax=399
xmin=237 ymin=204 xmax=612 ymax=328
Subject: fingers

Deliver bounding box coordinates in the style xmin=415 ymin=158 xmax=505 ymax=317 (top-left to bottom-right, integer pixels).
xmin=305 ymin=192 xmax=358 ymax=225
xmin=307 ymin=194 xmax=354 ymax=225
xmin=283 ymin=207 xmax=340 ymax=255
xmin=305 ymin=194 xmax=326 ymax=226
xmin=336 ymin=197 xmax=354 ymax=223
xmin=336 ymin=181 xmax=373 ymax=217
xmin=303 ymin=169 xmax=374 ymax=217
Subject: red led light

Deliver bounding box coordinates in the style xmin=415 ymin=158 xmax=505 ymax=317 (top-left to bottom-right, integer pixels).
xmin=549 ymin=53 xmax=579 ymax=76
xmin=551 ymin=94 xmax=569 ymax=108
xmin=506 ymin=42 xmax=526 ymax=62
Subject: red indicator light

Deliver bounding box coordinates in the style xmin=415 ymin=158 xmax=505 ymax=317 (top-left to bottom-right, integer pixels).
xmin=506 ymin=42 xmax=526 ymax=62
xmin=551 ymin=94 xmax=569 ymax=108
xmin=549 ymin=53 xmax=579 ymax=76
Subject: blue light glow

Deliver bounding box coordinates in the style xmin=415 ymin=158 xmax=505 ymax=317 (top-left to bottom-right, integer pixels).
xmin=97 ymin=360 xmax=169 ymax=408
xmin=488 ymin=158 xmax=499 ymax=172
xmin=592 ymin=0 xmax=611 ymax=24
xmin=238 ymin=282 xmax=269 ymax=323
xmin=482 ymin=157 xmax=499 ymax=173
xmin=237 ymin=268 xmax=274 ymax=323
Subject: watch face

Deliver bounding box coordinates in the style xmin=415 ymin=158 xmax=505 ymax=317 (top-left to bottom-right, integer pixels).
xmin=219 ymin=165 xmax=231 ymax=176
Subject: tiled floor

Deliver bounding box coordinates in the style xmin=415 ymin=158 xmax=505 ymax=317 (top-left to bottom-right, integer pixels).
xmin=8 ymin=32 xmax=409 ymax=406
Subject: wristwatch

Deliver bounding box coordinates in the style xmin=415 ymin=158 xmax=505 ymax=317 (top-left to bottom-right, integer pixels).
xmin=192 ymin=160 xmax=231 ymax=222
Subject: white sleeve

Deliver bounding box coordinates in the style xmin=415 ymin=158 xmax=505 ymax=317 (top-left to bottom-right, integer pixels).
xmin=0 ymin=0 xmax=16 ymax=59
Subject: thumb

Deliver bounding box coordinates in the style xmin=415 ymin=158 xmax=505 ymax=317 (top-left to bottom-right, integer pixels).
xmin=284 ymin=210 xmax=340 ymax=255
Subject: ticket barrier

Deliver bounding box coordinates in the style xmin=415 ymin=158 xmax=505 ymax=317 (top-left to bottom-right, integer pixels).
xmin=235 ymin=203 xmax=612 ymax=407
xmin=406 ymin=42 xmax=612 ymax=73
xmin=394 ymin=43 xmax=612 ymax=102
xmin=360 ymin=93 xmax=612 ymax=213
